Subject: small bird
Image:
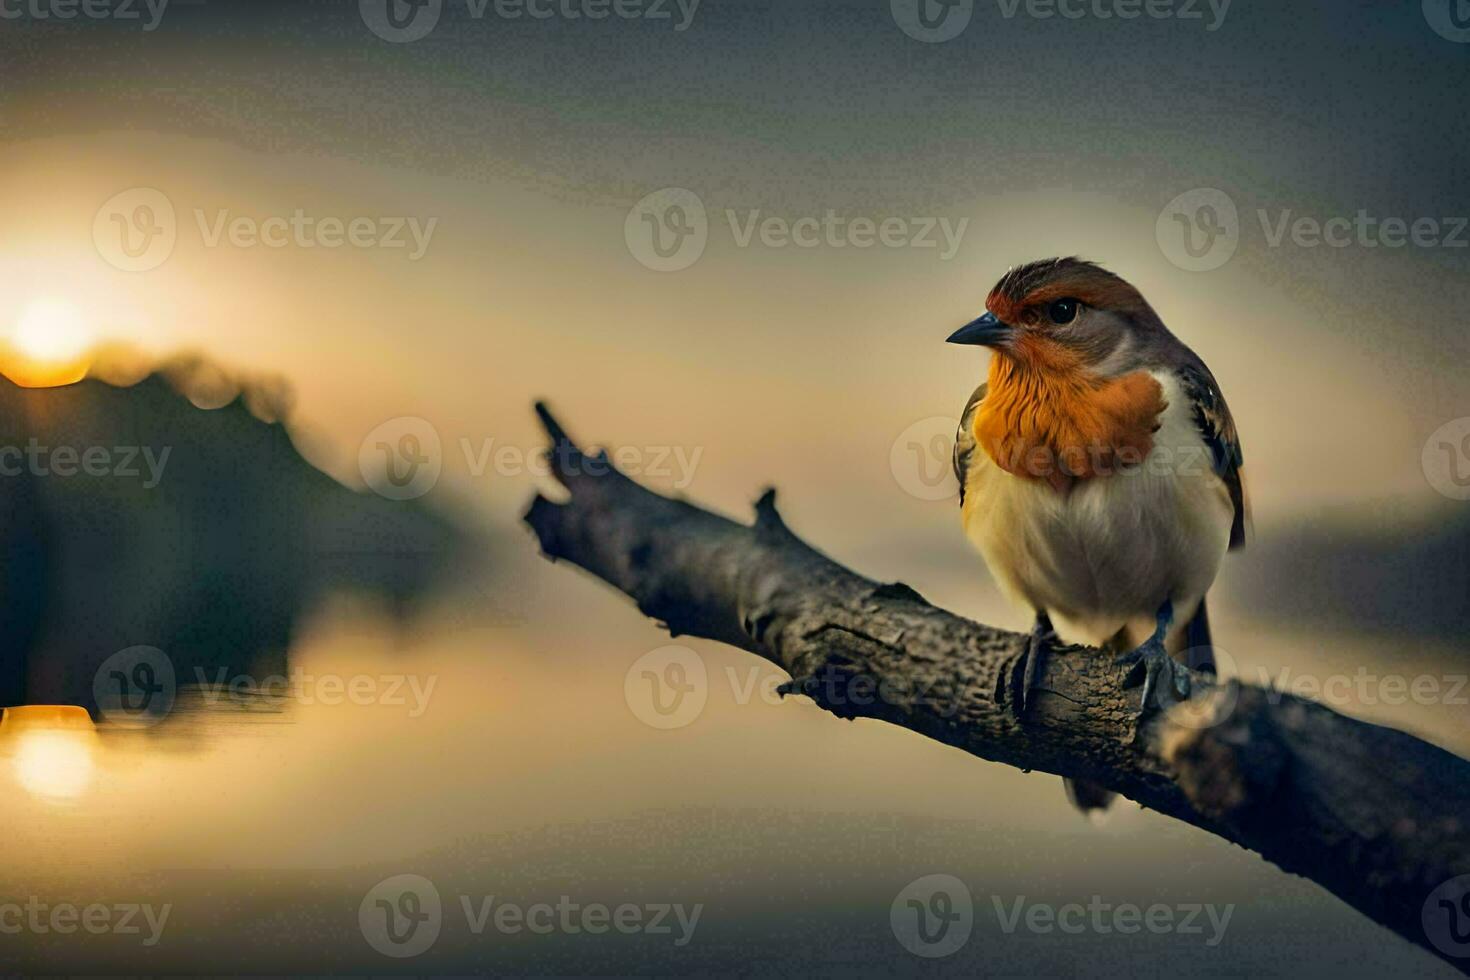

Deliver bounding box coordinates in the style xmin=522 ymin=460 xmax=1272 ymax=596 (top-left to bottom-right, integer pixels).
xmin=949 ymin=258 xmax=1246 ymax=811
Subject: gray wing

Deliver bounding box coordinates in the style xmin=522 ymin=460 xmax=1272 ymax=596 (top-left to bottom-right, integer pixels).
xmin=953 ymin=383 xmax=987 ymax=507
xmin=1177 ymin=362 xmax=1247 ymax=550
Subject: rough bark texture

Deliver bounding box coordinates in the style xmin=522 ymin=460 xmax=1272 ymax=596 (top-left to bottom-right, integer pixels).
xmin=523 ymin=403 xmax=1470 ymax=974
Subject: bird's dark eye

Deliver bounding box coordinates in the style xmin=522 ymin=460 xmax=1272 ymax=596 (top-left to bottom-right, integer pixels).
xmin=1047 ymin=299 xmax=1079 ymax=325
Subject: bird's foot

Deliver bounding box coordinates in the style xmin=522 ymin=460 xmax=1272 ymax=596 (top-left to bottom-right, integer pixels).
xmin=1014 ymin=614 xmax=1057 ymax=720
xmin=1114 ymin=637 xmax=1191 ymax=716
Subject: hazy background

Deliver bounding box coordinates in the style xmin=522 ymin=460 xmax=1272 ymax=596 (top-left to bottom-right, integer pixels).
xmin=1 ymin=0 xmax=1468 ymax=975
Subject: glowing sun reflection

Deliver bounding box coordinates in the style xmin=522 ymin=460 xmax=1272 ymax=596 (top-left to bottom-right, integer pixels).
xmin=1 ymin=705 xmax=99 ymax=802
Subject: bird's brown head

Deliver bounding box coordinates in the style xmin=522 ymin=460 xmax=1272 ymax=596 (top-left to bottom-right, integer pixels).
xmin=947 ymin=258 xmax=1161 ymax=374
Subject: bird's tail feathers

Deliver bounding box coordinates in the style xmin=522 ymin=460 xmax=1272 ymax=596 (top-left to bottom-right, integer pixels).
xmin=1064 ymin=778 xmax=1117 ymax=816
xmin=1182 ymin=596 xmax=1217 ymax=675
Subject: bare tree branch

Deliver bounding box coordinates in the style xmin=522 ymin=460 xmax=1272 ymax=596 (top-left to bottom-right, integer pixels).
xmin=523 ymin=402 xmax=1470 ymax=974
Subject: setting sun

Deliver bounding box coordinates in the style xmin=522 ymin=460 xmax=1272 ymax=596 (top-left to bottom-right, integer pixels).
xmin=2 ymin=298 xmax=95 ymax=388
xmin=0 ymin=706 xmax=99 ymax=802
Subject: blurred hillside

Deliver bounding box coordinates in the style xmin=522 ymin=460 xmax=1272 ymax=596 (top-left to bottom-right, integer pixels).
xmin=0 ymin=358 xmax=489 ymax=716
xmin=1230 ymin=499 xmax=1470 ymax=645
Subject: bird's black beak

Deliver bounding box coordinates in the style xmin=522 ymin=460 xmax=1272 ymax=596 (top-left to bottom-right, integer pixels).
xmin=946 ymin=311 xmax=1012 ymax=348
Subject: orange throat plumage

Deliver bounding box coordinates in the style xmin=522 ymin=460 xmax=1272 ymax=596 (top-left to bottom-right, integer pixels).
xmin=973 ymin=338 xmax=1166 ymax=493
